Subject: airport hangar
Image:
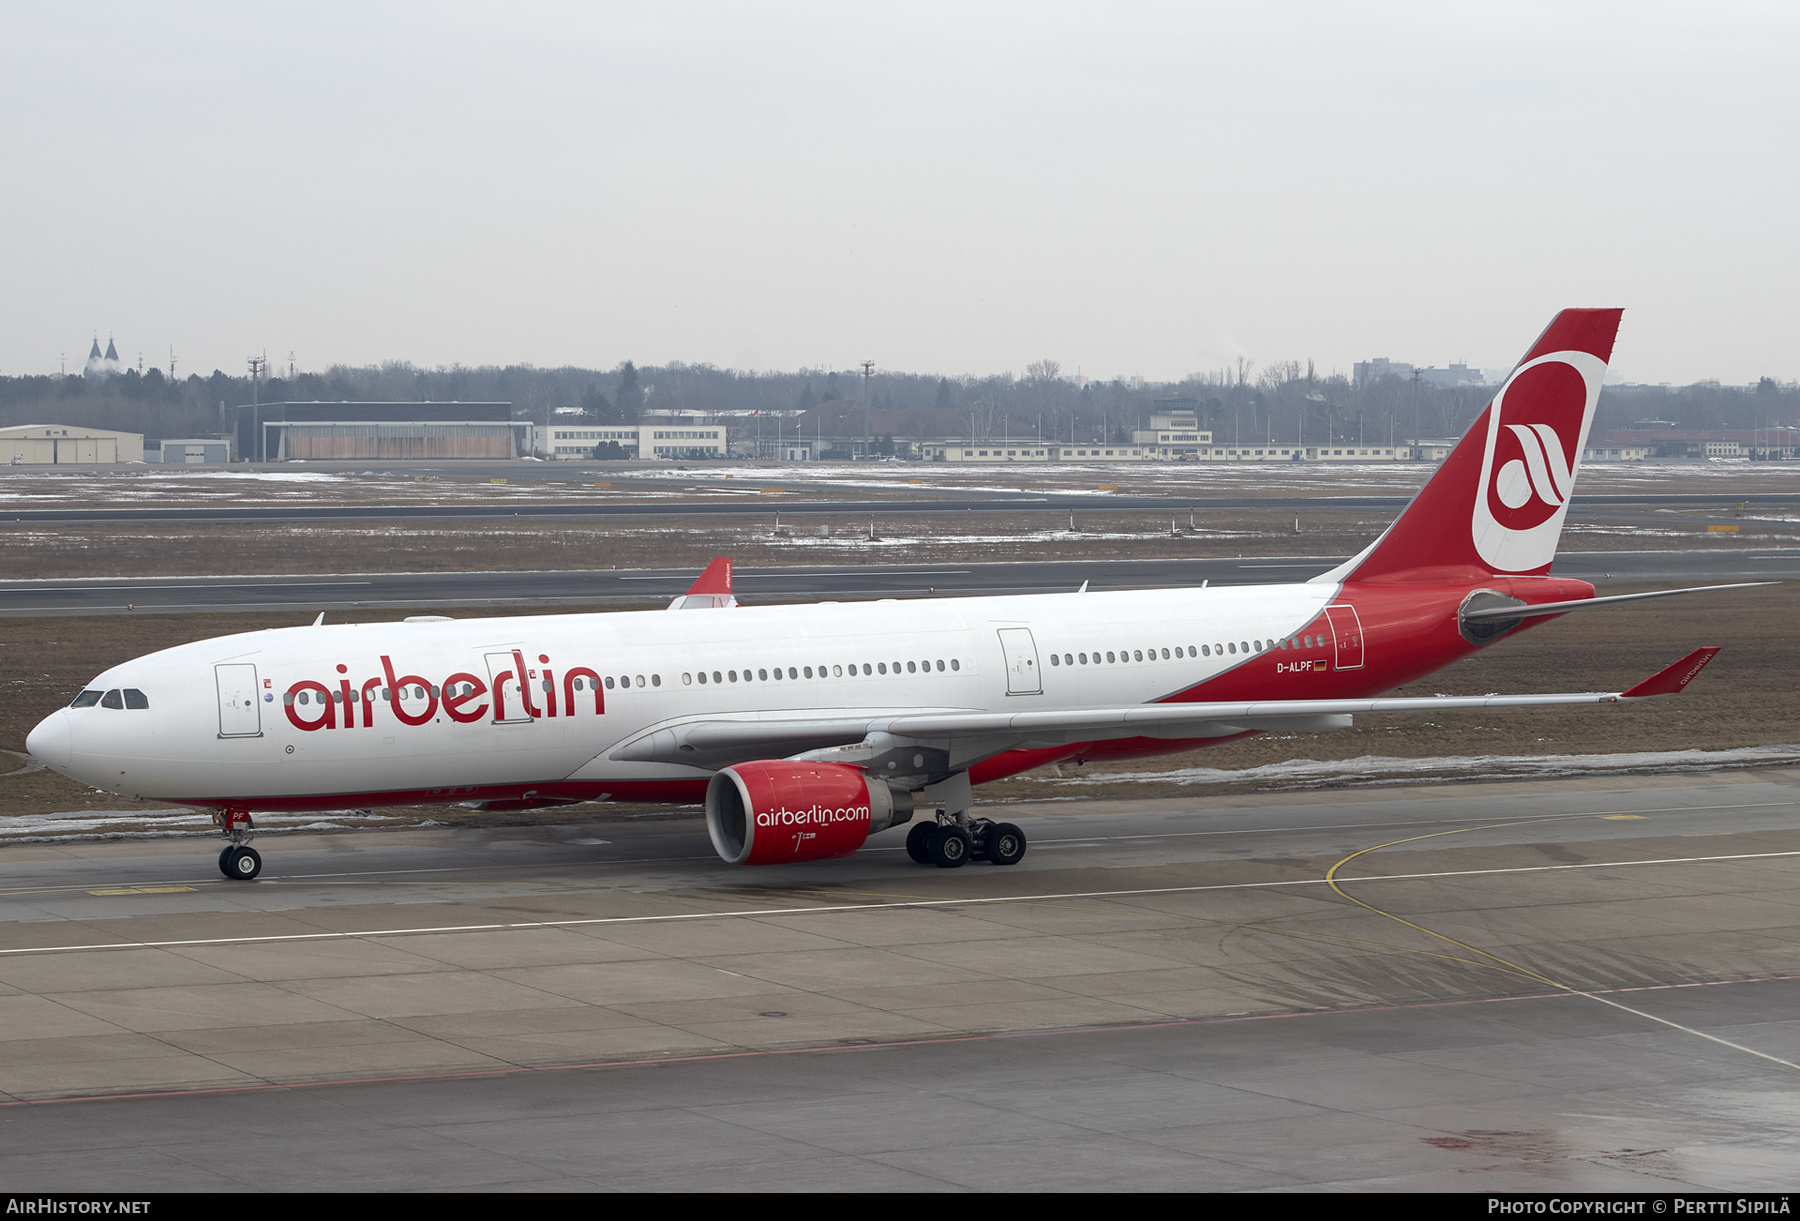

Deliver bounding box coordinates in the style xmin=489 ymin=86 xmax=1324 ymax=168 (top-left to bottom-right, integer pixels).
xmin=1 ymin=423 xmax=144 ymax=464
xmin=232 ymin=401 xmax=530 ymax=462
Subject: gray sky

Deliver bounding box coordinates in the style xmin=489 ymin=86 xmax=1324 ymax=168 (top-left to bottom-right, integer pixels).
xmin=3 ymin=2 xmax=1795 ymax=385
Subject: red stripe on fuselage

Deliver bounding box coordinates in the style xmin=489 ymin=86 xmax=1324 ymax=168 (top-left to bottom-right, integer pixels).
xmin=972 ymin=576 xmax=1593 ymax=783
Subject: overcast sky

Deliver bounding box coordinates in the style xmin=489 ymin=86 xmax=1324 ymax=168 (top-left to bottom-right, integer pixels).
xmin=3 ymin=2 xmax=1795 ymax=385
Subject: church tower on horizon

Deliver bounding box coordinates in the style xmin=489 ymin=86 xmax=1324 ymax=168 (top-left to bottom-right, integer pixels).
xmin=82 ymin=334 xmax=123 ymax=381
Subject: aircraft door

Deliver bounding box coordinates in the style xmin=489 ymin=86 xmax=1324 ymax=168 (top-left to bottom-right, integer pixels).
xmin=484 ymin=652 xmax=534 ymax=724
xmin=215 ymin=663 xmax=262 ymax=737
xmin=1324 ymin=604 xmax=1366 ymax=670
xmin=997 ymin=628 xmax=1042 ymax=695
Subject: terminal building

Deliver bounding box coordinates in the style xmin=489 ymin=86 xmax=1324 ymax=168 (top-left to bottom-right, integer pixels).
xmin=543 ymin=415 xmax=727 ymax=460
xmin=1592 ymin=428 xmax=1800 ymax=460
xmin=233 ymin=402 xmax=527 ymax=462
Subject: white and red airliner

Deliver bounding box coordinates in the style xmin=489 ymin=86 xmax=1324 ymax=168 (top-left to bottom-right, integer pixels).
xmin=26 ymin=309 xmax=1737 ymax=879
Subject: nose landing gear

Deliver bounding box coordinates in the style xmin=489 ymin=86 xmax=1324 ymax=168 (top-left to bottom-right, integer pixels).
xmin=213 ymin=808 xmax=262 ymax=880
xmin=905 ymin=815 xmax=1026 ymax=868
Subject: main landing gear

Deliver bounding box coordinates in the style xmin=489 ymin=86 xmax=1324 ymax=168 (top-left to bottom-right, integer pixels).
xmin=213 ymin=808 xmax=262 ymax=880
xmin=905 ymin=815 xmax=1026 ymax=869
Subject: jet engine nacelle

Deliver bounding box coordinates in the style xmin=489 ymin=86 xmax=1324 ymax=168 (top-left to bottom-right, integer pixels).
xmin=705 ymin=760 xmax=908 ymax=865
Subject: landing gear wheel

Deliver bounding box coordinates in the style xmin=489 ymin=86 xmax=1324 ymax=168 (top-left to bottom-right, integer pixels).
xmin=221 ymin=845 xmax=262 ymax=880
xmin=928 ymin=825 xmax=971 ymax=869
xmin=985 ymin=822 xmax=1026 ymax=866
xmin=906 ymin=822 xmax=936 ymax=865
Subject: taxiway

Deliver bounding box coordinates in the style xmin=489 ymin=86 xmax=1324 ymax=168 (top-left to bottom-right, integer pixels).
xmin=2 ymin=769 xmax=1796 ymax=1190
xmin=1 ymin=549 xmax=1794 ymax=615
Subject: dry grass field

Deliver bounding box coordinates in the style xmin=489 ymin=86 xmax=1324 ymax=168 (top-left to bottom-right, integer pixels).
xmin=3 ymin=454 xmax=1799 ymax=508
xmin=2 ymin=507 xmax=1795 ymax=580
xmin=0 ymin=511 xmax=1383 ymax=578
xmin=1 ymin=458 xmax=1796 ymax=580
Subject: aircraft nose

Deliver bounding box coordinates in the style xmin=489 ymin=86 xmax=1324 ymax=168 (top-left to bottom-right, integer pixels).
xmin=26 ymin=709 xmax=71 ymax=770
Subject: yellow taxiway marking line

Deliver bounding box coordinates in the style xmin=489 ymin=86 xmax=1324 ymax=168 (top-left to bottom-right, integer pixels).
xmin=0 ymin=798 xmax=1787 ymax=900
xmin=1325 ymin=814 xmax=1800 ymax=1074
xmin=1 ymin=846 xmax=1797 ymax=958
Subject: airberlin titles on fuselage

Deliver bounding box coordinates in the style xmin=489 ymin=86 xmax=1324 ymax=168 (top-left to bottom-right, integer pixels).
xmin=282 ymin=650 xmax=606 ymax=731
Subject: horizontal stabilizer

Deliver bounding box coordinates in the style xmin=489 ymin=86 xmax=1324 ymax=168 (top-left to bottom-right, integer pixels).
xmin=1461 ymin=582 xmax=1772 ymax=623
xmin=1620 ymin=647 xmax=1721 ymax=699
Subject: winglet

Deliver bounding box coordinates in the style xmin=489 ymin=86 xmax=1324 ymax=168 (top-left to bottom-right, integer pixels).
xmin=1620 ymin=647 xmax=1721 ymax=699
xmin=688 ymin=557 xmax=732 ymax=596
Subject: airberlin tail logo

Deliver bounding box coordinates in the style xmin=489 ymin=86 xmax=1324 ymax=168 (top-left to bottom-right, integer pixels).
xmin=1472 ymin=350 xmax=1606 ymax=572
xmin=1490 ymin=422 xmax=1574 ymax=526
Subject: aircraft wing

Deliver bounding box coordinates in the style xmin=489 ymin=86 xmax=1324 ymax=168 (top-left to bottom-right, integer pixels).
xmin=610 ymin=648 xmax=1720 ymax=769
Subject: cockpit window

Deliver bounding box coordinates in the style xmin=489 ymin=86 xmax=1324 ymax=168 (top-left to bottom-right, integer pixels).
xmin=100 ymin=689 xmax=124 ymax=709
xmin=124 ymin=689 xmax=149 ymax=709
xmin=70 ymin=690 xmax=102 ymax=708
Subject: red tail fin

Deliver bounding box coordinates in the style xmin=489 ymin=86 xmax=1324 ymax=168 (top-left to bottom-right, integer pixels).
xmin=1326 ymin=309 xmax=1623 ymax=585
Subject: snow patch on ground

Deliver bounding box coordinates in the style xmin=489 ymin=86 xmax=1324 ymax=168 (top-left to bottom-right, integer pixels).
xmin=0 ymin=808 xmax=404 ymax=841
xmin=1046 ymin=744 xmax=1800 ymax=789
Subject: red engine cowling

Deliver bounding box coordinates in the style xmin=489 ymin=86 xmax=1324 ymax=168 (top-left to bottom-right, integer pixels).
xmin=705 ymin=761 xmax=903 ymax=865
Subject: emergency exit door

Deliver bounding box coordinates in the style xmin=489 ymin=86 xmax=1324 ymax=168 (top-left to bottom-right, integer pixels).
xmin=215 ymin=663 xmax=262 ymax=737
xmin=997 ymin=628 xmax=1042 ymax=695
xmin=485 ymin=652 xmax=535 ymax=723
xmin=1324 ymin=604 xmax=1366 ymax=670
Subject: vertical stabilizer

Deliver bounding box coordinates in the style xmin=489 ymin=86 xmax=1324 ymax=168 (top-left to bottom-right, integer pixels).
xmin=1316 ymin=308 xmax=1622 ymax=585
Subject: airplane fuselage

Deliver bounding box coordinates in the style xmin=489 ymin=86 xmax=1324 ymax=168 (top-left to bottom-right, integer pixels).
xmin=27 ymin=574 xmax=1588 ymax=812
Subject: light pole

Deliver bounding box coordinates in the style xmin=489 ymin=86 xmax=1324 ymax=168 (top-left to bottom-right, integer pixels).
xmin=1411 ymin=368 xmax=1422 ymax=459
xmin=860 ymin=360 xmax=875 ymax=458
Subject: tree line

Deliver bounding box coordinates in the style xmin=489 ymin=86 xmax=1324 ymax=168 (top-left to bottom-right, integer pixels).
xmin=2 ymin=356 xmax=1793 ymax=446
